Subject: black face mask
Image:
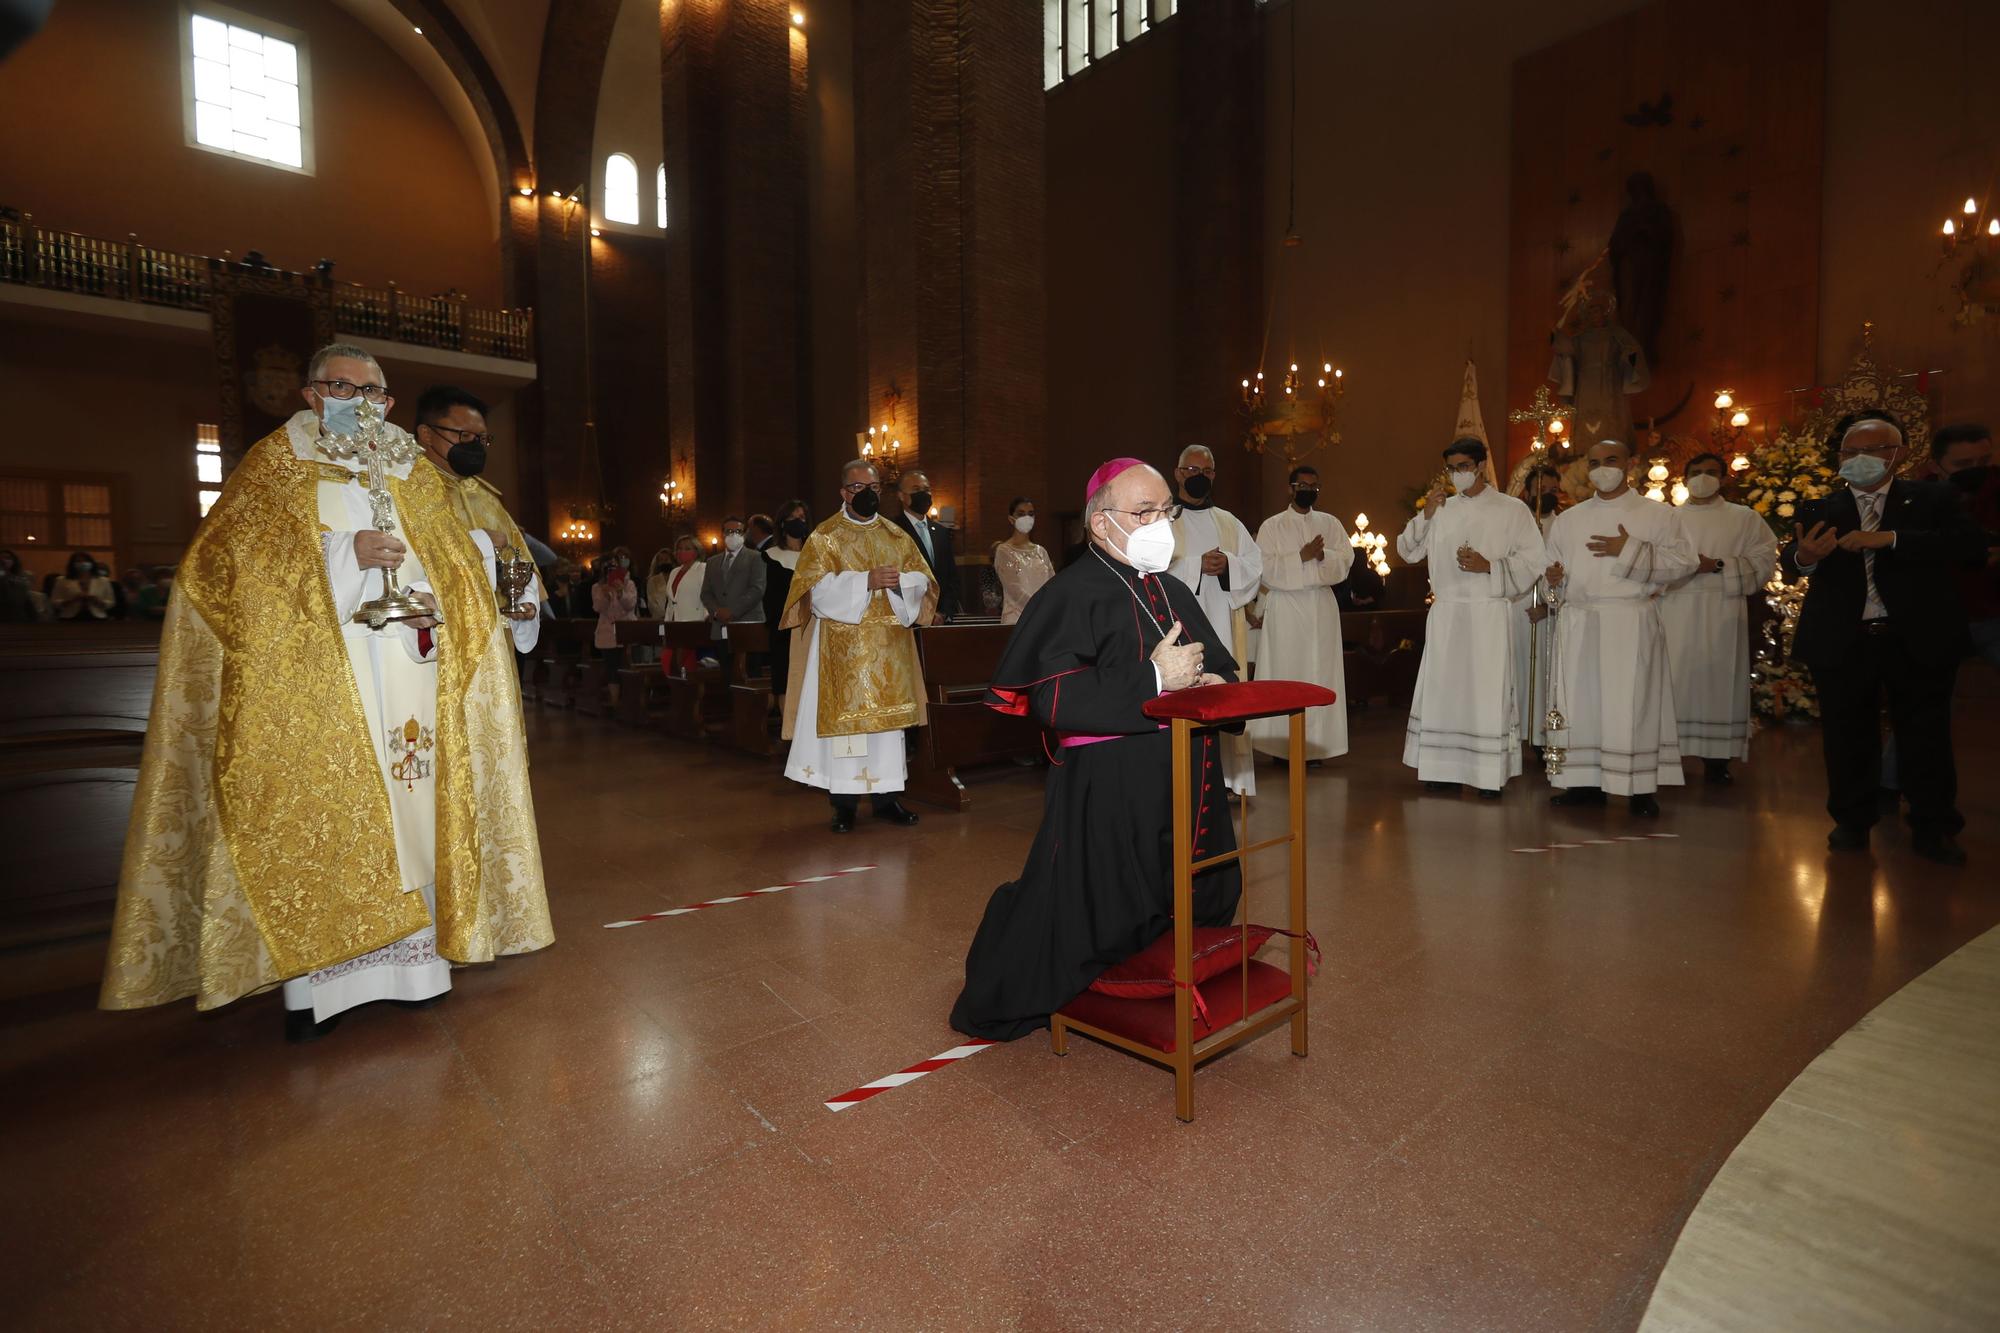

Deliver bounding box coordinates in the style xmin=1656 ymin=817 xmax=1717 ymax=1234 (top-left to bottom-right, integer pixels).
xmin=447 ymin=442 xmax=488 ymax=477
xmin=1181 ymin=473 xmax=1213 ymax=501
xmin=906 ymin=490 xmax=933 ymax=517
xmin=1948 ymin=464 xmax=1991 ymax=493
xmin=1293 ymin=488 xmax=1319 ymax=509
xmin=848 ymin=488 xmax=881 ymax=519
xmin=783 ymin=517 xmax=810 ymax=540
xmin=1532 ymin=493 xmax=1560 ymax=514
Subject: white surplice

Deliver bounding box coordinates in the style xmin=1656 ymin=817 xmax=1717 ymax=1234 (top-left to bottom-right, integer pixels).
xmin=1395 ymin=488 xmax=1545 ymax=788
xmin=1543 ymin=488 xmax=1697 ymax=794
xmin=783 ymin=561 xmax=929 ymax=797
xmin=1509 ymin=508 xmax=1559 ymax=746
xmin=281 ymin=412 xmax=537 ymax=1021
xmin=1659 ymin=499 xmax=1777 ymax=760
xmin=1247 ymin=506 xmax=1353 ymax=760
xmin=1169 ymin=504 xmax=1263 ymax=794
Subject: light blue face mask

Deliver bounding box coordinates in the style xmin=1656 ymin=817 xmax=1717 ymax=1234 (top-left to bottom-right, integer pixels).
xmin=1839 ymin=453 xmax=1890 ymax=489
xmin=318 ymin=392 xmax=365 ymax=436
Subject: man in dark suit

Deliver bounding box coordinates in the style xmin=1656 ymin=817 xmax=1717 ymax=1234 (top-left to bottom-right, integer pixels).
xmin=892 ymin=469 xmax=959 ymax=621
xmin=699 ymin=514 xmax=767 ymax=674
xmin=1784 ymin=411 xmax=1985 ymax=865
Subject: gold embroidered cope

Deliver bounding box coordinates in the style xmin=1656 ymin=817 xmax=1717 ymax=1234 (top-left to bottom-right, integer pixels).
xmin=100 ymin=424 xmax=554 ymax=1012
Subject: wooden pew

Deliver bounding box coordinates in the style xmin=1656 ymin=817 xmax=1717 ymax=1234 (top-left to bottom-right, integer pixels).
xmin=536 ymin=619 xmax=596 ymax=709
xmin=639 ymin=622 xmax=774 ymax=753
xmin=1337 ymin=608 xmax=1429 ymax=709
xmin=723 ymin=623 xmax=773 ymax=756
xmin=0 ymin=626 xmax=160 ymax=948
xmin=904 ymin=621 xmax=1041 ymax=811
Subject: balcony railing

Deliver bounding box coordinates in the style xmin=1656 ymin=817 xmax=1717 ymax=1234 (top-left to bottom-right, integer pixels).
xmin=0 ymin=210 xmax=533 ymax=361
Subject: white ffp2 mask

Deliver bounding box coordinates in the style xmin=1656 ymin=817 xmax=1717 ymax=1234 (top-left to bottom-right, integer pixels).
xmin=1589 ymin=465 xmax=1626 ymax=493
xmin=1108 ymin=513 xmax=1174 ymax=574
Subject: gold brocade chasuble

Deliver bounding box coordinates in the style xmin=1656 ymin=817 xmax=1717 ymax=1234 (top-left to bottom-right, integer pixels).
xmin=428 ymin=458 xmax=545 ymax=606
xmin=101 ymin=421 xmax=554 ymax=1012
xmin=779 ymin=513 xmax=936 ymax=738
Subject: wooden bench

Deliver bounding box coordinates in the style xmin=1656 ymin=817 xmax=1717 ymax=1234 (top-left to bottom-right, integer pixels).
xmin=0 ymin=626 xmax=160 ymax=948
xmin=1337 ymin=608 xmax=1428 ymax=709
xmin=535 ymin=619 xmax=597 ymax=709
xmin=628 ymin=622 xmax=774 ymax=755
xmin=905 ymin=621 xmax=1040 ymax=811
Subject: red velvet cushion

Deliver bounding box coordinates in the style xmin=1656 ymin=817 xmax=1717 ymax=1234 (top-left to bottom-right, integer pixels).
xmin=1090 ymin=925 xmax=1279 ymax=1000
xmin=1142 ymin=679 xmax=1337 ymax=725
xmin=1061 ymin=959 xmax=1297 ymax=1053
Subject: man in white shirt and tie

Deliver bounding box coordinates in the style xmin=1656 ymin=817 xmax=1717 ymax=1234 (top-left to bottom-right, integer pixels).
xmin=892 ymin=470 xmax=960 ymax=621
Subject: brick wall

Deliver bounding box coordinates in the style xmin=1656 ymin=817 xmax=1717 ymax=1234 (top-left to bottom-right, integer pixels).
xmin=855 ymin=0 xmax=1047 ymax=554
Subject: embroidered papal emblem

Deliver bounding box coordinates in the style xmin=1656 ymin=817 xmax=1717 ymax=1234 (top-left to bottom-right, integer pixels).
xmin=388 ymin=716 xmax=435 ymax=790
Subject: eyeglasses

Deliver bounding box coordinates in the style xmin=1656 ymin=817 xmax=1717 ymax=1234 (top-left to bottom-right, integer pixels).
xmin=1444 ymin=462 xmax=1481 ymax=475
xmin=422 ymin=422 xmax=491 ymax=447
xmin=841 ymin=481 xmax=883 ymax=495
xmin=1177 ymin=465 xmax=1216 ymax=477
xmin=1106 ymin=504 xmax=1182 ymax=526
xmin=312 ymin=378 xmax=390 ymax=404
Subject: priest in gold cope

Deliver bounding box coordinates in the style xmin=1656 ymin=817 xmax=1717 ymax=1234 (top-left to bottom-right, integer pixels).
xmin=99 ymin=344 xmax=553 ymax=1041
xmin=781 ymin=458 xmax=937 ymax=833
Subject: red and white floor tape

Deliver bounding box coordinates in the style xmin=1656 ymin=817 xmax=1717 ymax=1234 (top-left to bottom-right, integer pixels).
xmin=1512 ymin=833 xmax=1678 ymax=853
xmin=824 ymin=1040 xmax=998 ymax=1112
xmin=602 ymin=864 xmax=879 ymax=929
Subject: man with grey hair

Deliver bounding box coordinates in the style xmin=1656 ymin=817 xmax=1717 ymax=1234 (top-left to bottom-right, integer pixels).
xmin=779 ymin=459 xmax=936 ymax=832
xmin=1786 ymin=410 xmax=1983 ymax=864
xmin=100 ymin=342 xmax=553 ymax=1039
xmin=1166 ymin=444 xmax=1263 ymax=796
xmin=951 ymin=456 xmax=1237 ymax=1040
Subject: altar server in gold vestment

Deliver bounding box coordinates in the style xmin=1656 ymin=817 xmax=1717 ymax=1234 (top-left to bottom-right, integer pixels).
xmin=412 ymin=383 xmax=543 ymax=611
xmin=781 ymin=458 xmax=938 ymax=833
xmin=100 ymin=345 xmax=552 ymax=1041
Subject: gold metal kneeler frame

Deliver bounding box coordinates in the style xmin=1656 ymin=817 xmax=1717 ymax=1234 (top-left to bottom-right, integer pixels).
xmin=1051 ymin=708 xmax=1312 ymax=1123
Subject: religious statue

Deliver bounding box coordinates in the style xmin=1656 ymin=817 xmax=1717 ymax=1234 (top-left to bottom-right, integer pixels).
xmin=1609 ymin=171 xmax=1674 ymax=365
xmin=1549 ymin=254 xmax=1650 ymax=448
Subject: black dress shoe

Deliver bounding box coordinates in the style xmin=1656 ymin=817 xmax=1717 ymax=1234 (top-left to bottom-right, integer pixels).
xmin=1628 ymin=793 xmax=1660 ymax=818
xmin=1827 ymin=824 xmax=1869 ymax=852
xmin=1703 ymin=760 xmax=1733 ymax=786
xmin=284 ymin=1009 xmax=342 ymax=1044
xmin=1912 ymin=834 xmax=1967 ymax=867
xmin=1423 ymin=781 xmax=1461 ymax=793
xmin=1477 ymin=788 xmax=1503 ymax=800
xmin=1549 ymin=787 xmax=1606 ymax=807
xmin=830 ymin=806 xmax=855 ymax=833
xmin=872 ymin=799 xmax=920 ymax=826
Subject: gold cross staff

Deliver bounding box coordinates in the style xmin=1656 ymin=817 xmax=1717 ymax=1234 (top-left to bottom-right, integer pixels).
xmin=1508 ymin=385 xmax=1574 ymax=455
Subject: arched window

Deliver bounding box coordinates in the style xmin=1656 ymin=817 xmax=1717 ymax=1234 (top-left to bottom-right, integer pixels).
xmin=656 ymin=163 xmax=668 ymax=229
xmin=604 ymin=153 xmax=639 ymax=225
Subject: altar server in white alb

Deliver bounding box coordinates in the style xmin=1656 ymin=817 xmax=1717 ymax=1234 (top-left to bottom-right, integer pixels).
xmin=1166 ymin=444 xmax=1264 ymax=795
xmin=1659 ymin=451 xmax=1778 ymax=784
xmin=1543 ymin=438 xmax=1699 ymax=816
xmin=1249 ymin=463 xmax=1352 ymax=763
xmin=1396 ymin=439 xmax=1547 ymax=795
xmin=1510 ymin=465 xmax=1564 ymax=750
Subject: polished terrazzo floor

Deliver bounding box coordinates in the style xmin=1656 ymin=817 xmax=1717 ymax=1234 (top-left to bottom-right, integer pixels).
xmin=5 ymin=694 xmax=1997 ymax=1331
